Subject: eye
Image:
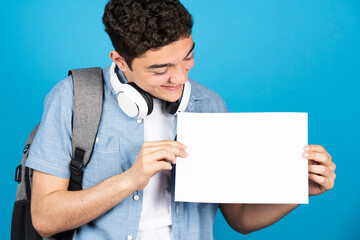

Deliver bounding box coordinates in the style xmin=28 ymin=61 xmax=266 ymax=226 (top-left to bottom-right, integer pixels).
xmin=185 ymin=52 xmax=194 ymax=61
xmin=185 ymin=55 xmax=194 ymax=61
xmin=154 ymin=70 xmax=167 ymax=76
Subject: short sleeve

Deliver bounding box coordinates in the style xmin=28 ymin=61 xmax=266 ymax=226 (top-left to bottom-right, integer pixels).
xmin=26 ymin=76 xmax=74 ymax=179
xmin=189 ymin=79 xmax=229 ymax=114
xmin=214 ymin=94 xmax=229 ymax=113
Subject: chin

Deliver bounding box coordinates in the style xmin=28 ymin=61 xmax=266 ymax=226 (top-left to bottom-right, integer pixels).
xmin=153 ymin=92 xmax=181 ymax=102
xmin=163 ymin=94 xmax=182 ymax=102
xmin=160 ymin=89 xmax=183 ymax=102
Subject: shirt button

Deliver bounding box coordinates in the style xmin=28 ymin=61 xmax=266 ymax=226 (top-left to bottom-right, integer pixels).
xmin=96 ymin=137 xmax=99 ymax=143
xmin=127 ymin=235 xmax=133 ymax=240
xmin=137 ymin=119 xmax=142 ymax=124
xmin=133 ymin=195 xmax=139 ymax=201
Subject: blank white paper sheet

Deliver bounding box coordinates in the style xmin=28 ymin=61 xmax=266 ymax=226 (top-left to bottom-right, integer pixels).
xmin=175 ymin=112 xmax=308 ymax=204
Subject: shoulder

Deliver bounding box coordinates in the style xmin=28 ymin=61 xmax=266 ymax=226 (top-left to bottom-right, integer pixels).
xmin=188 ymin=79 xmax=228 ymax=113
xmin=26 ymin=76 xmax=75 ymax=179
xmin=44 ymin=76 xmax=74 ymax=107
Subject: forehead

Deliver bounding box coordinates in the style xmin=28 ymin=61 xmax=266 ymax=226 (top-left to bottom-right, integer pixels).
xmin=133 ymin=35 xmax=194 ymax=67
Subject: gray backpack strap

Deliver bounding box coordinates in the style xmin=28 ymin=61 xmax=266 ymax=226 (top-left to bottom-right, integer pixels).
xmin=14 ymin=123 xmax=40 ymax=201
xmin=12 ymin=124 xmax=46 ymax=240
xmin=57 ymin=68 xmax=104 ymax=240
xmin=68 ymin=67 xmax=103 ymax=191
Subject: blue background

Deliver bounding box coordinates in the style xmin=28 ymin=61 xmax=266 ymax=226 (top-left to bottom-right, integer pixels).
xmin=1 ymin=0 xmax=359 ymax=239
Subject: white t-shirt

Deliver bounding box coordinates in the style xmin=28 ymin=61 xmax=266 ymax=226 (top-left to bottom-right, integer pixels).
xmin=137 ymin=98 xmax=175 ymax=240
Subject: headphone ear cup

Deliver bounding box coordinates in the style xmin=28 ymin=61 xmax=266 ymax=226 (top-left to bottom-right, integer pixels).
xmin=166 ymin=81 xmax=191 ymax=115
xmin=127 ymin=82 xmax=154 ymax=116
xmin=166 ymin=98 xmax=181 ymax=115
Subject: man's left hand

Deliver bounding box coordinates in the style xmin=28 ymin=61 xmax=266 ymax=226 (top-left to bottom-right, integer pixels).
xmin=303 ymin=145 xmax=336 ymax=196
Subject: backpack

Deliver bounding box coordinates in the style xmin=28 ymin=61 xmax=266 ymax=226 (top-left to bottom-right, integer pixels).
xmin=11 ymin=67 xmax=104 ymax=240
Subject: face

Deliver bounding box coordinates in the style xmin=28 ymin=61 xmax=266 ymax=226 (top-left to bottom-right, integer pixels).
xmin=110 ymin=35 xmax=195 ymax=102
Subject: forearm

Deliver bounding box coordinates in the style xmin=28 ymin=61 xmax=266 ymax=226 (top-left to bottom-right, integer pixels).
xmin=31 ymin=140 xmax=186 ymax=238
xmin=221 ymin=203 xmax=299 ymax=234
xmin=241 ymin=203 xmax=299 ymax=233
xmin=31 ymin=171 xmax=135 ymax=237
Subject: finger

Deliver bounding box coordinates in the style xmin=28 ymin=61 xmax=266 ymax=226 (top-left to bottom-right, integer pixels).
xmin=330 ymin=162 xmax=336 ymax=172
xmin=144 ymin=161 xmax=173 ymax=179
xmin=308 ymin=164 xmax=330 ymax=177
xmin=309 ymin=173 xmax=334 ymax=191
xmin=154 ymin=161 xmax=173 ymax=173
xmin=145 ymin=148 xmax=186 ymax=164
xmin=304 ymin=144 xmax=332 ymax=154
xmin=144 ymin=140 xmax=186 ymax=149
xmin=304 ymin=145 xmax=332 ymax=164
xmin=143 ymin=143 xmax=188 ymax=157
xmin=303 ymin=151 xmax=332 ymax=167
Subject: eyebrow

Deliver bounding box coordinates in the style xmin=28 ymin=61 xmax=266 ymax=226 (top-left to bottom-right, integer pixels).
xmin=146 ymin=42 xmax=195 ymax=69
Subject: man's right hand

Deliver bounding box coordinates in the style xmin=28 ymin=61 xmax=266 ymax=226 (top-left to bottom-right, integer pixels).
xmin=126 ymin=140 xmax=188 ymax=191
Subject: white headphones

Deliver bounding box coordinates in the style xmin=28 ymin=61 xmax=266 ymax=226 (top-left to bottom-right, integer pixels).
xmin=110 ymin=62 xmax=191 ymax=119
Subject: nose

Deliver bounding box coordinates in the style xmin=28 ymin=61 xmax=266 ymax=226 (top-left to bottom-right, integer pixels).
xmin=169 ymin=64 xmax=188 ymax=84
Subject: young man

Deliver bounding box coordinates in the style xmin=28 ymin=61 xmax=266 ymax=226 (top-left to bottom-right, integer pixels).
xmin=27 ymin=0 xmax=336 ymax=239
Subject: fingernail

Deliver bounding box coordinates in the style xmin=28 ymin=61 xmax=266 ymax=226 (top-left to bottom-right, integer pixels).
xmin=303 ymin=152 xmax=309 ymax=158
xmin=304 ymin=146 xmax=310 ymax=151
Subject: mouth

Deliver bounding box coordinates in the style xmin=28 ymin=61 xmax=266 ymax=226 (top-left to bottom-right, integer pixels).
xmin=160 ymin=84 xmax=182 ymax=91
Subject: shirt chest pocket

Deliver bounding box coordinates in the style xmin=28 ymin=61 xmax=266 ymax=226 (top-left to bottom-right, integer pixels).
xmin=82 ymin=134 xmax=123 ymax=187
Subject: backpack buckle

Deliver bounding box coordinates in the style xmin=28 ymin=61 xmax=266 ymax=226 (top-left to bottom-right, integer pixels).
xmin=15 ymin=165 xmax=22 ymax=182
xmin=70 ymin=148 xmax=85 ymax=176
xmin=70 ymin=160 xmax=84 ymax=176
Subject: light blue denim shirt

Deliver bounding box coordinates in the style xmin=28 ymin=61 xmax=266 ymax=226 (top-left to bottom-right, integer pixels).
xmin=26 ymin=65 xmax=228 ymax=240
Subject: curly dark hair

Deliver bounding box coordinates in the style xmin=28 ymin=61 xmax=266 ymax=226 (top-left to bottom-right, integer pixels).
xmin=102 ymin=0 xmax=193 ymax=69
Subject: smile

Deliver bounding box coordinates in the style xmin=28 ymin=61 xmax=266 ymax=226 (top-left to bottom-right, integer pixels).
xmin=161 ymin=84 xmax=182 ymax=91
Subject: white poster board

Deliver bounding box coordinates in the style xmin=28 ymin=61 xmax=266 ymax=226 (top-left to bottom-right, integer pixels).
xmin=175 ymin=112 xmax=308 ymax=204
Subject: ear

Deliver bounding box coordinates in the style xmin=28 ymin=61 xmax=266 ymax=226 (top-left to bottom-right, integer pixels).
xmin=109 ymin=51 xmax=130 ymax=72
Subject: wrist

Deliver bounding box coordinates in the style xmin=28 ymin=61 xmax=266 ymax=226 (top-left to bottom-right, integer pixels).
xmin=120 ymin=169 xmax=140 ymax=193
xmin=101 ymin=170 xmax=138 ymax=201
